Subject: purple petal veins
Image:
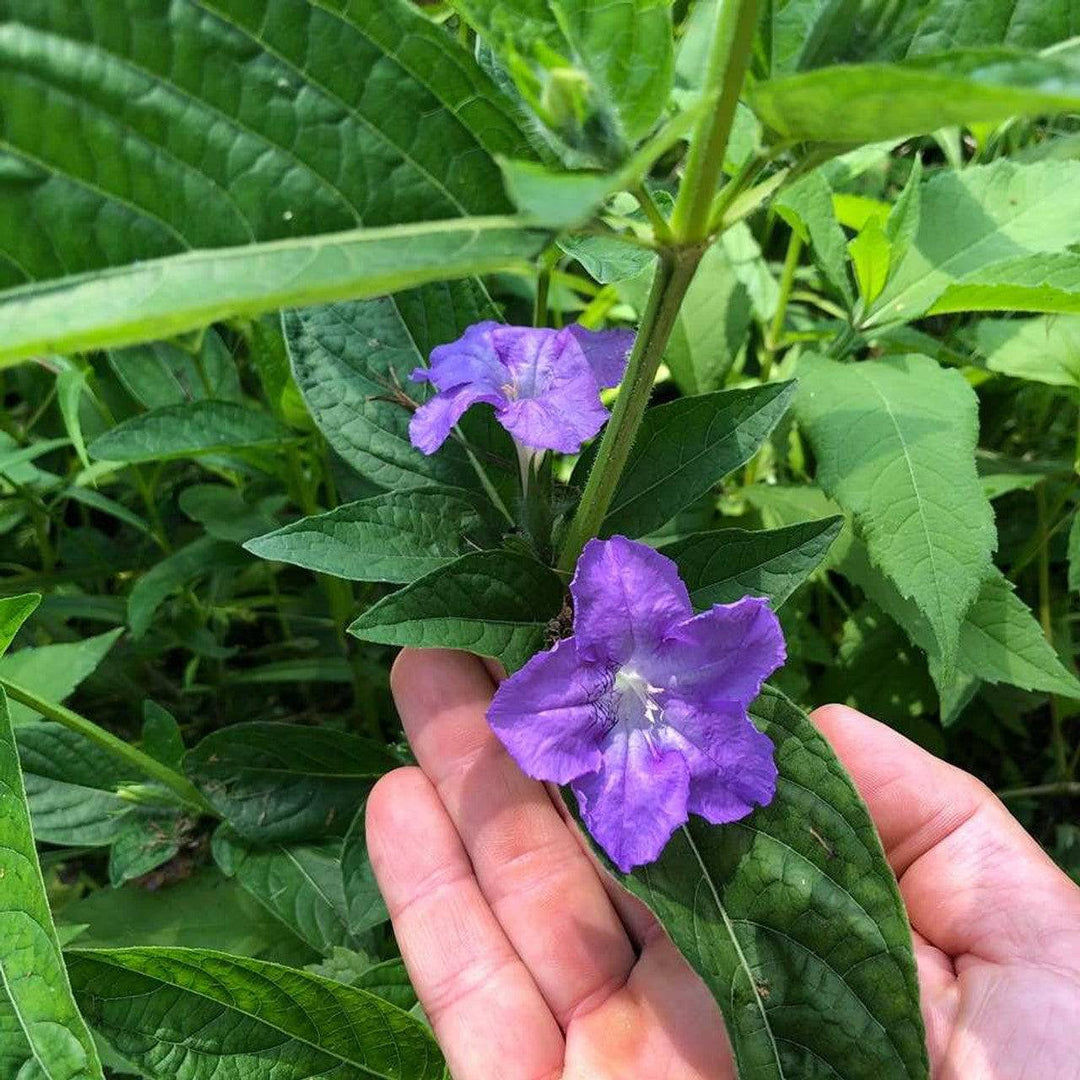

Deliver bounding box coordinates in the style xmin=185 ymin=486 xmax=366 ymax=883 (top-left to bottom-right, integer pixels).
xmin=487 ymin=536 xmax=786 ymax=872
xmin=408 ymin=323 xmax=634 ymax=455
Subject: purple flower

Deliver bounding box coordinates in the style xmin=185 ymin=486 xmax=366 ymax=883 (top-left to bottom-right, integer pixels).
xmin=408 ymin=322 xmax=634 ymax=455
xmin=487 ymin=536 xmax=785 ymax=872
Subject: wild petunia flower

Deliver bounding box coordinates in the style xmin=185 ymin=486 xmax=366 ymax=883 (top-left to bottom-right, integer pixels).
xmin=408 ymin=322 xmax=634 ymax=455
xmin=487 ymin=536 xmax=785 ymax=872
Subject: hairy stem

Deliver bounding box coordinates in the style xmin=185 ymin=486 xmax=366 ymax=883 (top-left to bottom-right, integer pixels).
xmin=0 ymin=679 xmax=216 ymax=815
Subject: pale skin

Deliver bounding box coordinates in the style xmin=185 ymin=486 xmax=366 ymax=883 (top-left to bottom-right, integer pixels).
xmin=367 ymin=648 xmax=1080 ymax=1080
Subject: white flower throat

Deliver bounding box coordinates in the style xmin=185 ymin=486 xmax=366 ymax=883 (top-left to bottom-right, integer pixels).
xmin=614 ymin=667 xmax=666 ymax=726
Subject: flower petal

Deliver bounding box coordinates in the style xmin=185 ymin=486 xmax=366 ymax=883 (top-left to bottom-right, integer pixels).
xmin=415 ymin=321 xmax=505 ymax=392
xmin=408 ymin=383 xmax=504 ymax=454
xmin=571 ymin=537 xmax=694 ymax=665
xmin=659 ymin=698 xmax=778 ymax=823
xmin=566 ymin=324 xmax=635 ymax=388
xmin=486 ymin=637 xmax=608 ymax=784
xmin=647 ymin=596 xmax=786 ymax=710
xmin=572 ymin=726 xmax=690 ymax=873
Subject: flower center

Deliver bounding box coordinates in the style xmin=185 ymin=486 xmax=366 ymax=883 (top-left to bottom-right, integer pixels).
xmin=614 ymin=667 xmax=665 ymax=727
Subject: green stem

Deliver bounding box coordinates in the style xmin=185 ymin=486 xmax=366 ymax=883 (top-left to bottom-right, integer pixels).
xmin=558 ymin=251 xmax=702 ymax=570
xmin=998 ymin=781 xmax=1080 ymax=800
xmin=0 ymin=679 xmax=216 ymax=815
xmin=533 ymin=247 xmax=557 ymax=328
xmin=633 ymin=184 xmax=673 ymax=243
xmin=761 ymin=229 xmax=803 ymax=381
xmin=670 ymin=0 xmax=761 ymax=242
xmin=457 ymin=432 xmax=515 ymax=524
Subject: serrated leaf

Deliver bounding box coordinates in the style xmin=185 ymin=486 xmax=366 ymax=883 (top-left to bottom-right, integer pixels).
xmin=342 ymin=808 xmax=390 ymax=940
xmin=246 ymin=488 xmax=503 ymax=584
xmin=659 ymin=517 xmax=843 ymax=610
xmin=287 ymin=281 xmax=517 ymax=493
xmin=866 ymin=161 xmax=1080 ymax=326
xmin=66 ymin=947 xmax=444 ymax=1080
xmin=0 ymin=593 xmax=40 ymax=659
xmin=581 ymin=685 xmax=928 ymax=1080
xmin=970 ymin=314 xmax=1080 ymax=387
xmin=88 ymin=402 xmax=292 ymax=465
xmin=0 ymin=629 xmax=123 ymax=725
xmin=587 ymin=382 xmax=797 ymax=539
xmin=796 ymin=354 xmax=996 ymax=670
xmin=0 ymin=687 xmax=105 ymax=1080
xmin=349 ymin=551 xmax=565 ymax=672
xmin=185 ymin=723 xmax=401 ymax=844
xmin=929 ymin=251 xmax=1080 ymax=315
xmin=213 ymin=828 xmax=357 ymax=955
xmin=750 ymin=49 xmax=1080 ymax=144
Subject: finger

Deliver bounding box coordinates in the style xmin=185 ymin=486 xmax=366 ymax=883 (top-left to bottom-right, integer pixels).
xmin=810 ymin=704 xmax=1080 ymax=965
xmin=391 ymin=648 xmax=637 ymax=1028
xmin=366 ymin=767 xmax=565 ymax=1080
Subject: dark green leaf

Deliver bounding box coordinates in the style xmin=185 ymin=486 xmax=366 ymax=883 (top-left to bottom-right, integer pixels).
xmin=342 ymin=807 xmax=390 ymax=940
xmin=66 ymin=947 xmax=444 ymax=1080
xmin=906 ymin=0 xmax=1080 ymax=54
xmin=108 ymin=331 xmax=241 ymax=410
xmin=178 ymin=485 xmax=285 ymax=544
xmin=108 ymin=811 xmax=185 ymax=888
xmin=141 ymin=703 xmax=186 ymax=772
xmin=0 ymin=592 xmax=39 ymax=658
xmin=348 ymin=551 xmax=566 ymax=672
xmin=353 ymin=960 xmax=419 ymax=1013
xmin=584 ymin=685 xmax=928 ymax=1080
xmin=660 ymin=517 xmax=843 ymax=610
xmin=0 ymin=687 xmax=105 ymax=1080
xmin=591 ymin=382 xmax=797 ymax=539
xmin=185 ymin=723 xmax=401 ymax=843
xmin=246 ymin=487 xmax=503 ymax=583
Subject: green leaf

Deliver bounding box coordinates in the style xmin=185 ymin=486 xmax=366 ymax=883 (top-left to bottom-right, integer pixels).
xmin=213 ymin=828 xmax=357 ymax=955
xmin=659 ymin=517 xmax=843 ymax=610
xmin=905 ymin=0 xmax=1080 ymax=54
xmin=797 ymin=354 xmax=996 ymax=670
xmin=1070 ymin=512 xmax=1080 ymax=595
xmin=342 ymin=808 xmax=390 ymax=940
xmin=57 ymin=367 xmax=93 ymax=469
xmin=108 ymin=331 xmax=241 ymax=410
xmin=970 ymin=314 xmax=1080 ymax=387
xmin=185 ymin=723 xmax=401 ymax=844
xmin=558 ymin=231 xmax=655 ymax=284
xmin=585 ymin=685 xmax=928 ymax=1080
xmin=928 ymin=251 xmax=1080 ymax=315
xmin=0 ymin=687 xmax=105 ymax=1080
xmin=287 ymin=281 xmax=517 ymax=493
xmin=88 ymin=402 xmax=292 ymax=465
xmin=0 ymin=628 xmax=123 ymax=725
xmin=108 ymin=811 xmax=185 ymax=888
xmin=849 ymin=220 xmax=892 ymax=305
xmin=349 ymin=551 xmax=566 ymax=672
xmin=884 ymin=156 xmax=923 ymax=277
xmin=66 ymin=947 xmax=444 ymax=1080
xmin=866 ymin=161 xmax=1080 ymax=326
xmin=0 ymin=593 xmax=40 ymax=659
xmin=750 ymin=49 xmax=1080 ymax=145
xmin=246 ymin=488 xmax=503 ymax=584
xmin=452 ymin=0 xmax=674 ymax=155
xmin=178 ymin=485 xmax=284 ymax=545
xmin=0 ymin=218 xmax=546 ymax=367
xmin=589 ymin=382 xmax=797 ymax=539
xmin=354 ymin=960 xmax=419 ymax=1013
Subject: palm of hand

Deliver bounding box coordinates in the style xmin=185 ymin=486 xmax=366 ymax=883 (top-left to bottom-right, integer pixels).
xmin=367 ymin=651 xmax=1080 ymax=1080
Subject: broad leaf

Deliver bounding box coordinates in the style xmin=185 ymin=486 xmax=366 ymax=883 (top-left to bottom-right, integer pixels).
xmin=588 ymin=382 xmax=797 ymax=539
xmin=660 ymin=517 xmax=843 ymax=610
xmin=796 ymin=354 xmax=996 ymax=669
xmin=775 ymin=171 xmax=854 ymax=305
xmin=287 ymin=282 xmax=517 ymax=492
xmin=185 ymin=723 xmax=401 ymax=843
xmin=349 ymin=551 xmax=566 ymax=672
xmin=905 ymin=0 xmax=1080 ymax=54
xmin=342 ymin=807 xmax=390 ymax=939
xmin=178 ymin=485 xmax=284 ymax=545
xmin=108 ymin=811 xmax=187 ymax=888
xmin=0 ymin=687 xmax=105 ymax=1080
xmin=246 ymin=487 xmax=503 ymax=583
xmin=109 ymin=331 xmax=241 ymax=409
xmin=929 ymin=252 xmax=1080 ymax=315
xmin=585 ymin=685 xmax=928 ymax=1079
xmin=354 ymin=960 xmax=419 ymax=1013
xmin=750 ymin=49 xmax=1080 ymax=144
xmin=88 ymin=402 xmax=291 ymax=465
xmin=0 ymin=592 xmax=39 ymax=658
xmin=971 ymin=314 xmax=1080 ymax=387
xmin=66 ymin=948 xmax=444 ymax=1080
xmin=865 ymin=161 xmax=1080 ymax=326
xmin=213 ymin=828 xmax=357 ymax=955
xmin=0 ymin=628 xmax=123 ymax=725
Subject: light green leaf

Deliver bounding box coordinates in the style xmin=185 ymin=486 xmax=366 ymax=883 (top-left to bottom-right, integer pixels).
xmin=660 ymin=517 xmax=843 ymax=610
xmin=342 ymin=808 xmax=390 ymax=940
xmin=0 ymin=438 xmax=70 ymax=479
xmin=929 ymin=252 xmax=1080 ymax=315
xmin=66 ymin=947 xmax=444 ymax=1080
xmin=905 ymin=0 xmax=1080 ymax=54
xmin=0 ymin=629 xmax=123 ymax=725
xmin=590 ymin=382 xmax=797 ymax=538
xmin=849 ymin=219 xmax=892 ymax=304
xmin=349 ymin=551 xmax=565 ymax=672
xmin=885 ymin=156 xmax=923 ymax=276
xmin=287 ymin=281 xmax=517 ymax=493
xmin=750 ymin=49 xmax=1080 ymax=145
xmin=559 ymin=230 xmax=656 ymax=284
xmin=246 ymin=488 xmax=502 ymax=584
xmin=0 ymin=687 xmax=105 ymax=1080
xmin=0 ymin=219 xmax=546 ymax=367
xmin=796 ymin=354 xmax=996 ymax=670
xmin=0 ymin=593 xmax=40 ymax=659
xmin=88 ymin=402 xmax=292 ymax=465
xmin=971 ymin=314 xmax=1080 ymax=387
xmin=108 ymin=332 xmax=241 ymax=410
xmin=185 ymin=723 xmax=401 ymax=844
xmin=866 ymin=161 xmax=1080 ymax=326
xmin=213 ymin=828 xmax=357 ymax=955
xmin=584 ymin=685 xmax=928 ymax=1080
xmin=56 ymin=368 xmax=92 ymax=469
xmin=775 ymin=171 xmax=854 ymax=305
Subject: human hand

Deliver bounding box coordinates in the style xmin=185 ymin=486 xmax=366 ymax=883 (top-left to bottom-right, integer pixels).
xmin=366 ymin=648 xmax=1080 ymax=1079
